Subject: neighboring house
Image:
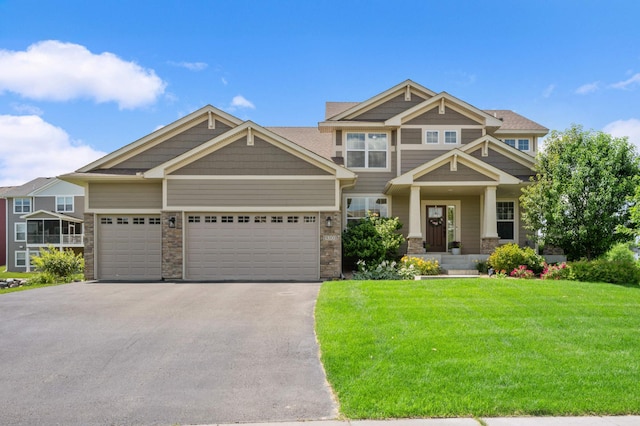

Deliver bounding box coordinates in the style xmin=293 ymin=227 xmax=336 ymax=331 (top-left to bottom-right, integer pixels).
xmin=0 ymin=186 xmax=16 ymax=269
xmin=61 ymin=80 xmax=547 ymax=281
xmin=2 ymin=178 xmax=85 ymax=272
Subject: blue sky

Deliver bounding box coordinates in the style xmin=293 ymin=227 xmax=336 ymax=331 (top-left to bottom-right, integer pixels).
xmin=0 ymin=0 xmax=639 ymax=186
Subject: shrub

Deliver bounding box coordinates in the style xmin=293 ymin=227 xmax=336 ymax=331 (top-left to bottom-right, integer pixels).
xmin=604 ymin=242 xmax=636 ymax=264
xmin=569 ymin=259 xmax=640 ymax=286
xmin=474 ymin=259 xmax=489 ymax=274
xmin=343 ymin=214 xmax=405 ymax=265
xmin=353 ymin=260 xmax=402 ymax=280
xmin=30 ymin=246 xmax=84 ymax=284
xmin=540 ymin=262 xmax=571 ymax=280
xmin=399 ymin=256 xmax=440 ymax=278
xmin=510 ymin=265 xmax=535 ymax=279
xmin=488 ymin=243 xmax=544 ymax=274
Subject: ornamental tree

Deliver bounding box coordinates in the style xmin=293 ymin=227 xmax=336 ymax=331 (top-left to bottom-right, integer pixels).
xmin=520 ymin=125 xmax=640 ymax=260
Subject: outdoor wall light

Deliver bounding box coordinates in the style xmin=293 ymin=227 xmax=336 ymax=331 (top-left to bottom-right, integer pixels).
xmin=168 ymin=216 xmax=176 ymax=228
xmin=325 ymin=216 xmax=332 ymax=228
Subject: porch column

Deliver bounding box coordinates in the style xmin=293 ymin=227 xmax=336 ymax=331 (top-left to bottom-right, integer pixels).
xmin=407 ymin=185 xmax=425 ymax=254
xmin=482 ymin=185 xmax=500 ymax=254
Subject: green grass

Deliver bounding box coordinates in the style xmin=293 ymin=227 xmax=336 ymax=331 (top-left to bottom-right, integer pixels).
xmin=315 ymin=279 xmax=640 ymax=419
xmin=0 ymin=266 xmax=71 ymax=294
xmin=0 ymin=267 xmax=35 ymax=279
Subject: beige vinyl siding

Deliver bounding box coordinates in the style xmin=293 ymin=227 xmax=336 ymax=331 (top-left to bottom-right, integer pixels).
xmin=343 ymin=150 xmax=397 ymax=194
xmin=406 ymin=106 xmax=480 ymax=126
xmin=88 ymin=182 xmax=162 ymax=209
xmin=415 ymin=163 xmax=495 ymax=182
xmin=469 ymin=148 xmax=534 ymax=179
xmin=461 ymin=129 xmax=483 ymax=144
xmin=401 ymin=128 xmax=422 ymax=144
xmin=392 ymin=194 xmax=410 ymax=254
xmin=400 ymin=150 xmax=449 ymax=174
xmin=351 ymin=94 xmax=427 ymax=122
xmin=114 ymin=120 xmax=232 ymax=170
xmin=167 ymin=179 xmax=335 ymax=207
xmin=171 ymin=136 xmax=330 ymax=176
xmin=335 ymin=130 xmax=342 ymax=146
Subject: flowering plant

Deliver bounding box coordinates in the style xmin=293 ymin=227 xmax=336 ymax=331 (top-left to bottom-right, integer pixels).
xmin=540 ymin=262 xmax=571 ymax=280
xmin=510 ymin=265 xmax=535 ymax=279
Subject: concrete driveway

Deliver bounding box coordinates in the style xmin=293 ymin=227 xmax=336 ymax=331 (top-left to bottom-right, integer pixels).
xmin=0 ymin=282 xmax=337 ymax=425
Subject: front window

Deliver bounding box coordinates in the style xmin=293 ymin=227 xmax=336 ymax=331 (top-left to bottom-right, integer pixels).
xmin=425 ymin=130 xmax=439 ymax=144
xmin=497 ymin=201 xmax=515 ymax=240
xmin=56 ymin=196 xmax=74 ymax=212
xmin=14 ymin=198 xmax=31 ymax=214
xmin=345 ymin=132 xmax=388 ymax=169
xmin=346 ymin=196 xmax=388 ymax=225
xmin=15 ymin=223 xmax=26 ymax=242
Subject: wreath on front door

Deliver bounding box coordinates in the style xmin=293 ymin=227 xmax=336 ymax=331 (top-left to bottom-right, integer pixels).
xmin=429 ymin=217 xmax=443 ymax=227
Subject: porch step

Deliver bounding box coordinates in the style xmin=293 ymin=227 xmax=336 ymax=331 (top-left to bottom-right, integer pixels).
xmin=442 ymin=269 xmax=479 ymax=276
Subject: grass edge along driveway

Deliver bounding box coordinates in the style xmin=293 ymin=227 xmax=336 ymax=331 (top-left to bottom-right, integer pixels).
xmin=315 ymin=279 xmax=640 ymax=419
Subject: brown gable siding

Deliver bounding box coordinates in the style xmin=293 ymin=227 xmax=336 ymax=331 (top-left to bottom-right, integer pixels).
xmin=350 ymin=94 xmax=427 ymax=122
xmin=167 ymin=179 xmax=335 ymax=207
xmin=402 ymin=128 xmax=422 ymax=144
xmin=461 ymin=129 xmax=483 ymax=144
xmin=406 ymin=106 xmax=480 ymax=126
xmin=343 ymin=150 xmax=397 ymax=194
xmin=400 ymin=150 xmax=449 ymax=174
xmin=460 ymin=196 xmax=481 ymax=253
xmin=114 ymin=120 xmax=232 ymax=170
xmin=415 ymin=163 xmax=496 ymax=182
xmin=469 ymin=148 xmax=533 ymax=179
xmin=88 ymin=182 xmax=162 ymax=209
xmin=170 ymin=136 xmax=330 ymax=176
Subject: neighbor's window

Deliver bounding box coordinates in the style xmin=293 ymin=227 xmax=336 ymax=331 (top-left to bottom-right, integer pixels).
xmin=15 ymin=251 xmax=26 ymax=268
xmin=345 ymin=132 xmax=388 ymax=169
xmin=425 ymin=130 xmax=439 ymax=144
xmin=15 ymin=223 xmax=26 ymax=242
xmin=346 ymin=196 xmax=388 ymax=225
xmin=56 ymin=196 xmax=74 ymax=212
xmin=14 ymin=198 xmax=31 ymax=214
xmin=497 ymin=201 xmax=515 ymax=240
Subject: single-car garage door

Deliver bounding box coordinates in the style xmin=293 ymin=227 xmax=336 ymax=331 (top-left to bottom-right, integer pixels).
xmin=97 ymin=215 xmax=162 ymax=280
xmin=186 ymin=213 xmax=319 ymax=281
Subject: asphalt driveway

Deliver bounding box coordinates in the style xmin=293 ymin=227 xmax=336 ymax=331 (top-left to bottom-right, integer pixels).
xmin=0 ymin=282 xmax=337 ymax=425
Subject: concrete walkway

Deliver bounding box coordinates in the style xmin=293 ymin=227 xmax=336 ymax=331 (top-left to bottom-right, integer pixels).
xmin=206 ymin=418 xmax=640 ymax=426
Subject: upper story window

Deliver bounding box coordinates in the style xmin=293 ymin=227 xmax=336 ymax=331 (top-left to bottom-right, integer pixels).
xmin=423 ymin=129 xmax=459 ymax=145
xmin=504 ymin=138 xmax=530 ymax=152
xmin=14 ymin=198 xmax=31 ymax=214
xmin=56 ymin=196 xmax=74 ymax=213
xmin=15 ymin=223 xmax=26 ymax=242
xmin=345 ymin=132 xmax=388 ymax=169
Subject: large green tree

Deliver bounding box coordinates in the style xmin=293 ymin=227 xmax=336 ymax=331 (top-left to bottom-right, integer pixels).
xmin=520 ymin=125 xmax=640 ymax=260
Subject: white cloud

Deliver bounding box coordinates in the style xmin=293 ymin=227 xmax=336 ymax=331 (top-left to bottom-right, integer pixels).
xmin=542 ymin=84 xmax=555 ymax=98
xmin=603 ymin=118 xmax=640 ymax=148
xmin=0 ymin=115 xmax=105 ymax=187
xmin=575 ymin=81 xmax=599 ymax=95
xmin=230 ymin=95 xmax=255 ymax=110
xmin=168 ymin=61 xmax=208 ymax=71
xmin=611 ymin=73 xmax=640 ymax=90
xmin=11 ymin=103 xmax=43 ymax=115
xmin=221 ymin=77 xmax=228 ymax=86
xmin=0 ymin=40 xmax=166 ymax=109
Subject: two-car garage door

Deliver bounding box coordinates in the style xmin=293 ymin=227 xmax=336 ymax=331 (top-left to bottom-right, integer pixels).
xmin=185 ymin=213 xmax=319 ymax=281
xmin=96 ymin=213 xmax=320 ymax=281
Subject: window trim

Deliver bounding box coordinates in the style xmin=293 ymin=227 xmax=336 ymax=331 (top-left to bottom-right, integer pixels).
xmin=422 ymin=128 xmax=461 ymax=146
xmin=503 ymin=138 xmax=531 ymax=152
xmin=56 ymin=196 xmax=74 ymax=213
xmin=344 ymin=194 xmax=390 ymax=228
xmin=496 ymin=199 xmax=518 ymax=243
xmin=13 ymin=198 xmax=31 ymax=214
xmin=444 ymin=130 xmax=459 ymax=144
xmin=344 ymin=131 xmax=390 ymax=170
xmin=425 ymin=130 xmax=439 ymax=144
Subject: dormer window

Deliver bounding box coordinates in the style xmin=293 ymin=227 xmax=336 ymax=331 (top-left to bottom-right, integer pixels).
xmin=345 ymin=132 xmax=388 ymax=169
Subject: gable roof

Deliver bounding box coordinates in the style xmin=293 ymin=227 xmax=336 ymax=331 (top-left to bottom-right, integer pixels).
xmin=325 ymin=102 xmax=360 ymax=120
xmin=460 ymin=135 xmax=536 ymax=169
xmin=384 ymin=92 xmax=504 ymax=128
xmin=21 ymin=209 xmax=83 ymax=222
xmin=325 ymin=79 xmax=437 ymax=121
xmin=385 ymin=148 xmax=521 ymax=193
xmin=267 ymin=127 xmax=333 ymax=160
xmin=2 ymin=177 xmax=56 ymax=197
xmin=77 ymin=105 xmax=243 ymax=173
xmin=485 ymin=110 xmax=548 ymax=133
xmin=145 ymin=121 xmax=356 ymax=180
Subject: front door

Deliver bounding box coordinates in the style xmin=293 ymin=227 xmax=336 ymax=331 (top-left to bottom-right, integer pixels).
xmin=426 ymin=205 xmax=447 ymax=252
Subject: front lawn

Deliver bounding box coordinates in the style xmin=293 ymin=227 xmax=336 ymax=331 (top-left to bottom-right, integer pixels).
xmin=315 ymin=279 xmax=640 ymax=418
